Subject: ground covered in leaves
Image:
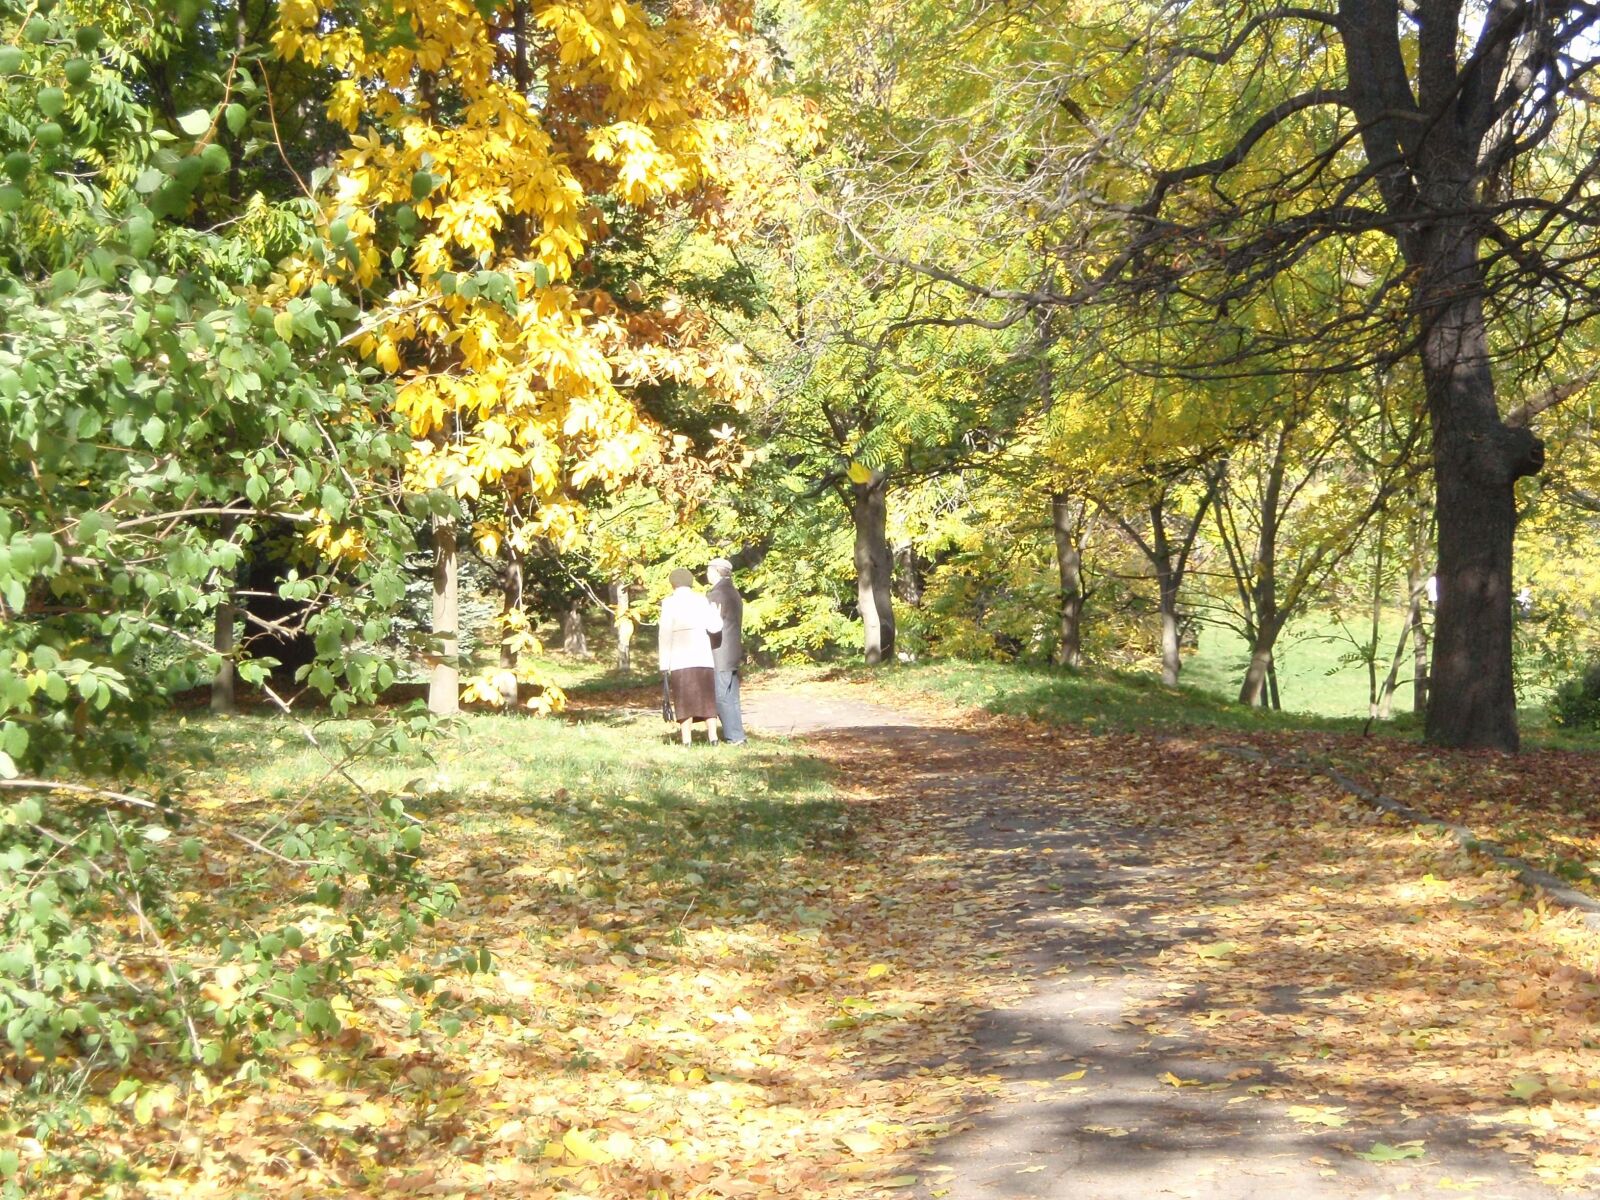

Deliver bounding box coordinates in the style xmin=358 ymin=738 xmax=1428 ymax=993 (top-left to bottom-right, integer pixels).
xmin=18 ymin=667 xmax=1600 ymax=1198
xmin=825 ymin=670 xmax=1600 ymax=1195
xmin=14 ymin=702 xmax=1015 ymax=1199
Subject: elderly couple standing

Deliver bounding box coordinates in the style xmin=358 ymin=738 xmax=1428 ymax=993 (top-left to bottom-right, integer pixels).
xmin=657 ymin=558 xmax=744 ymax=746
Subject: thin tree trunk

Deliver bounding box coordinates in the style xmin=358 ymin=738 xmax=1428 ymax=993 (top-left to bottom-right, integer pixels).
xmin=894 ymin=543 xmax=923 ymax=607
xmin=1267 ymin=662 xmax=1281 ymax=711
xmin=562 ymin=602 xmax=589 ymax=658
xmin=211 ymin=513 xmax=239 ymax=714
xmin=614 ymin=581 xmax=632 ymax=674
xmin=1376 ymin=602 xmax=1412 ymax=721
xmin=1106 ymin=479 xmax=1218 ymax=690
xmin=497 ymin=553 xmax=523 ymax=706
xmin=211 ymin=594 xmax=236 ymax=714
xmin=1410 ymin=560 xmax=1430 ymax=717
xmin=1366 ymin=519 xmax=1386 ymax=718
xmin=1051 ymin=492 xmax=1085 ymax=669
xmin=1239 ymin=619 xmax=1284 ymax=707
xmin=1237 ymin=427 xmax=1288 ymax=707
xmin=1157 ymin=571 xmax=1181 ymax=687
xmin=852 ymin=474 xmax=895 ymax=665
xmin=429 ymin=517 xmax=459 ymax=716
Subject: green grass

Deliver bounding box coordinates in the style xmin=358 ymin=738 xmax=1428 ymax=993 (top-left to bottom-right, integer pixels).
xmin=861 ymin=656 xmax=1600 ymax=752
xmin=1185 ymin=612 xmax=1417 ymax=718
xmin=863 ymin=658 xmax=1375 ymax=735
xmin=158 ymin=699 xmax=844 ymax=902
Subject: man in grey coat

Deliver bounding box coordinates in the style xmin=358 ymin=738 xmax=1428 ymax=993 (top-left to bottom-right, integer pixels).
xmin=706 ymin=558 xmax=745 ymax=744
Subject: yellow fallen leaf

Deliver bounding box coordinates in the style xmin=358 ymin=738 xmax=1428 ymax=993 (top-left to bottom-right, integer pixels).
xmin=1056 ymin=1068 xmax=1087 ymax=1081
xmin=839 ymin=1131 xmax=883 ymax=1156
xmin=290 ymin=1055 xmax=323 ymax=1084
xmin=1287 ymin=1105 xmax=1349 ymax=1128
xmin=1158 ymin=1071 xmax=1201 ymax=1088
xmin=882 ymin=1177 xmax=918 ymax=1188
xmin=562 ymin=1128 xmax=614 ymax=1165
xmin=867 ymin=963 xmax=891 ymax=979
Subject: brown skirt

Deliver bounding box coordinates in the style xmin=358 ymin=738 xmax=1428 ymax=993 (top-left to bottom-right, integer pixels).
xmin=669 ymin=667 xmax=717 ymax=722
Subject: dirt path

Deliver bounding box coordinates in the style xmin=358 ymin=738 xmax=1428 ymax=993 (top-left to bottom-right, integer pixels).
xmin=742 ymin=682 xmax=1574 ymax=1200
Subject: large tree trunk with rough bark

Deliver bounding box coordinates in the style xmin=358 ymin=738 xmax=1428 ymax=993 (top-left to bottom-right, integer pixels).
xmin=1415 ymin=241 xmax=1542 ymax=750
xmin=428 ymin=517 xmax=460 ymax=716
xmin=851 ymin=474 xmax=895 ymax=665
xmin=1051 ymin=493 xmax=1085 ymax=669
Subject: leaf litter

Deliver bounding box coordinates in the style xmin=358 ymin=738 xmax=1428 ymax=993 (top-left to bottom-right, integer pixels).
xmin=25 ymin=679 xmax=1600 ymax=1197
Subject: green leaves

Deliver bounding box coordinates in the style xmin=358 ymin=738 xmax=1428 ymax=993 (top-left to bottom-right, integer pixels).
xmin=176 ymin=108 xmax=212 ymax=137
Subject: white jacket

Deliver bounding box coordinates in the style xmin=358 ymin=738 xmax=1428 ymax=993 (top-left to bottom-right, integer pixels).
xmin=658 ymin=587 xmax=723 ymax=672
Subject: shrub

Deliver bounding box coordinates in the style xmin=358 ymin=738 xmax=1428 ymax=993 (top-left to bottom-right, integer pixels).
xmin=1549 ymin=663 xmax=1600 ymax=730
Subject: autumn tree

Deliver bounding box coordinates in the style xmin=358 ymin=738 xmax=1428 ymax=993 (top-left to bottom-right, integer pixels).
xmin=277 ymin=0 xmax=771 ymax=711
xmin=800 ymin=0 xmax=1600 ymax=747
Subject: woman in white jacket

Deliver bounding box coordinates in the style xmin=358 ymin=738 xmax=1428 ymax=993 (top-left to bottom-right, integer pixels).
xmin=658 ymin=567 xmax=725 ymax=744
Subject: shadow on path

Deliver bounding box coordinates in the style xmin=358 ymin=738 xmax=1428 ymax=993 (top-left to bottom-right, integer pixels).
xmin=743 ymin=682 xmax=1570 ymax=1200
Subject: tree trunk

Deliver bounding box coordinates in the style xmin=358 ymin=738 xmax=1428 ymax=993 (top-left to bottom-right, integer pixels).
xmin=428 ymin=517 xmax=459 ymax=716
xmin=210 ymin=594 xmax=236 ymax=715
xmin=1238 ymin=620 xmax=1284 ymax=707
xmin=1156 ymin=571 xmax=1181 ymax=687
xmin=1376 ymin=602 xmax=1411 ymax=722
xmin=1365 ymin=518 xmax=1386 ymax=718
xmin=1051 ymin=492 xmax=1085 ymax=669
xmin=1150 ymin=499 xmax=1185 ymax=687
xmin=1237 ymin=430 xmax=1287 ymax=707
xmin=893 ymin=543 xmax=924 ymax=607
xmin=1416 ymin=241 xmax=1542 ymax=750
xmin=852 ymin=474 xmax=895 ymax=665
xmin=614 ymin=581 xmax=632 ymax=674
xmin=1410 ymin=561 xmax=1430 ymax=717
xmin=562 ymin=602 xmax=589 ymax=658
xmin=497 ymin=553 xmax=523 ymax=707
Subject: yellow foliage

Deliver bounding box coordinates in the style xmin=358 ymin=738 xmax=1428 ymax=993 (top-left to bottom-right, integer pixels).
xmin=277 ymin=0 xmax=776 ymax=550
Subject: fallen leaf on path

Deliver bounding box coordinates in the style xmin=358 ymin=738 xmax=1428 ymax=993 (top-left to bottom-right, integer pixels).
xmin=1287 ymin=1105 xmax=1349 ymax=1128
xmin=1356 ymin=1141 xmax=1426 ymax=1162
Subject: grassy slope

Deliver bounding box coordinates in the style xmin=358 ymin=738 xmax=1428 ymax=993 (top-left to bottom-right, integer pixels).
xmin=162 ymin=700 xmax=840 ymax=892
xmin=865 ymin=658 xmax=1377 ymax=736
xmin=859 ymin=656 xmax=1600 ymax=753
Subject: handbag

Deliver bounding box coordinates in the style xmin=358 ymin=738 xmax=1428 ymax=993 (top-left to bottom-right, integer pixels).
xmin=661 ymin=673 xmax=675 ymax=723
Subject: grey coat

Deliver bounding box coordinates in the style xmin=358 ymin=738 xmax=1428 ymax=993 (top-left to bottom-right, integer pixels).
xmin=708 ymin=578 xmax=743 ymax=671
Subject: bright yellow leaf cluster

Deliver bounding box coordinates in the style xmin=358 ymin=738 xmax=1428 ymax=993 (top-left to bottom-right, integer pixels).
xmin=276 ymin=0 xmax=773 ymax=552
